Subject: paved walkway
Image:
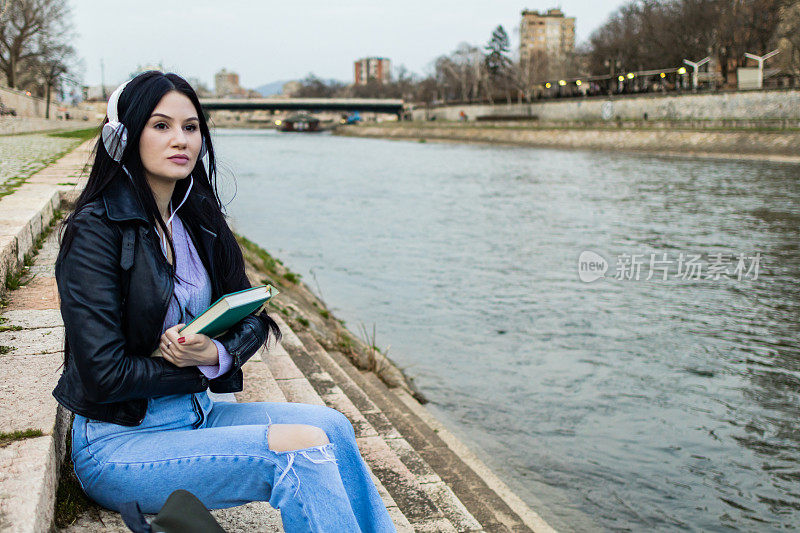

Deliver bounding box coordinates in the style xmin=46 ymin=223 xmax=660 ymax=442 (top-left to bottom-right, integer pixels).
xmin=0 ymin=130 xmax=89 ymax=193
xmin=0 ymin=139 xmax=554 ymax=532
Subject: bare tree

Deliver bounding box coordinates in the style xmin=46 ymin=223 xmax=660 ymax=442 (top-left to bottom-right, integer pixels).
xmin=294 ymin=73 xmax=346 ymax=98
xmin=511 ymin=50 xmax=550 ymax=102
xmin=0 ymin=0 xmax=76 ymax=90
xmin=452 ymin=42 xmax=484 ymax=102
xmin=35 ymin=45 xmax=72 ymax=116
xmin=776 ymin=0 xmax=800 ymax=80
xmin=587 ymin=0 xmax=785 ymax=87
xmin=426 ymin=43 xmax=484 ymax=103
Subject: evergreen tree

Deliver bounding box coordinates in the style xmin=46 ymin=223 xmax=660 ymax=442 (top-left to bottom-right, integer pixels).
xmin=484 ymin=25 xmax=512 ymax=76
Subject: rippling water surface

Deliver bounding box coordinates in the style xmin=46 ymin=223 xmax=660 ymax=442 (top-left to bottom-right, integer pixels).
xmin=216 ymin=129 xmax=800 ymax=531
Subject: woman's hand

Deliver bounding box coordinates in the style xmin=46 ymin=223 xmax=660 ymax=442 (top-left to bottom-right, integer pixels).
xmin=159 ymin=323 xmax=219 ymax=367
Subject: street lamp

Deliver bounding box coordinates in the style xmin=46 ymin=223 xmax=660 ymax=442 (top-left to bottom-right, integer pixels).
xmin=683 ymin=57 xmax=710 ymax=91
xmin=744 ymin=49 xmax=780 ymax=90
xmin=626 ymin=72 xmax=634 ymax=79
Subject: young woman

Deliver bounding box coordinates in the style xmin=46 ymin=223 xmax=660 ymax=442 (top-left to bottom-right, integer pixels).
xmin=53 ymin=70 xmax=395 ymax=532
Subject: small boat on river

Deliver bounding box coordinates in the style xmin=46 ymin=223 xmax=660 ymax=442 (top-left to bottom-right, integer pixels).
xmin=276 ymin=113 xmax=321 ymax=132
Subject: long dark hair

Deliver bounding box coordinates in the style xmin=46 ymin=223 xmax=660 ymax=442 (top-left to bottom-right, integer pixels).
xmin=58 ymin=70 xmax=281 ymax=351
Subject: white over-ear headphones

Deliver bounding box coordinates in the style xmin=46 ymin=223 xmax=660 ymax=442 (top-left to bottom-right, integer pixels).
xmin=102 ymin=80 xmax=130 ymax=162
xmin=101 ymin=78 xmax=207 ymax=162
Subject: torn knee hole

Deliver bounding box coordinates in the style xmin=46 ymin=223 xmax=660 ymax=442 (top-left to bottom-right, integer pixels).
xmin=267 ymin=424 xmax=330 ymax=452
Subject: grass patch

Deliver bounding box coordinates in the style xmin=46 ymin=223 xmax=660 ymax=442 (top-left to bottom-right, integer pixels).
xmin=0 ymin=324 xmax=22 ymax=332
xmin=233 ymin=233 xmax=302 ymax=286
xmin=55 ymin=417 xmax=103 ymax=528
xmin=32 ymin=207 xmax=62 ymax=251
xmin=0 ymin=176 xmax=27 ymax=199
xmin=319 ymin=309 xmax=330 ymax=319
xmin=48 ymin=127 xmax=99 ymax=142
xmin=4 ymin=269 xmax=34 ymax=290
xmin=357 ymin=322 xmax=389 ymax=374
xmin=234 ymin=233 xmax=279 ymax=273
xmin=3 ymin=208 xmax=62 ymax=291
xmin=58 ymin=182 xmax=77 ymax=186
xmin=0 ymin=346 xmax=14 ymax=354
xmin=0 ymin=428 xmax=43 ymax=447
xmin=296 ymin=316 xmax=309 ymax=327
xmin=260 ymin=277 xmax=279 ymax=290
xmin=336 ymin=331 xmax=356 ymax=356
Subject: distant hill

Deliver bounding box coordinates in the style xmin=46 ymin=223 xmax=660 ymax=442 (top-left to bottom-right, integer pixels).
xmin=255 ymin=78 xmax=350 ymax=97
xmin=255 ymin=80 xmax=293 ymax=97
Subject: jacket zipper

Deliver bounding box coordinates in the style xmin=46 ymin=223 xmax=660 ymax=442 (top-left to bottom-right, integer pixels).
xmin=144 ymin=226 xmax=176 ymax=354
xmin=190 ymin=393 xmax=204 ymax=429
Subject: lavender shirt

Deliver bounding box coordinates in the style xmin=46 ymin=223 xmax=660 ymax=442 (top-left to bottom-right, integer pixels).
xmin=160 ymin=214 xmax=233 ymax=379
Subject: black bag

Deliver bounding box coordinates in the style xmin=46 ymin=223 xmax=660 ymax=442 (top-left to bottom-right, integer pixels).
xmin=119 ymin=489 xmax=227 ymax=533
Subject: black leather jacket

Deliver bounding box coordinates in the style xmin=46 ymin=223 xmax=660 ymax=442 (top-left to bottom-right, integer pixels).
xmin=52 ymin=175 xmax=270 ymax=426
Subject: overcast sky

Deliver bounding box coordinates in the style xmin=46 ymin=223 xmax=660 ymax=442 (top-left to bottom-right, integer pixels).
xmin=70 ymin=0 xmax=628 ymax=89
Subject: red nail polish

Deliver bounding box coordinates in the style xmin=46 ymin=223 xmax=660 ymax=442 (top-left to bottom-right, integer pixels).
xmin=178 ymin=337 xmax=185 ymax=343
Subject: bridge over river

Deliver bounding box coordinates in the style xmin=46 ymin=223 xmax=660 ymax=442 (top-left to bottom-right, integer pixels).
xmin=199 ymin=97 xmax=405 ymax=116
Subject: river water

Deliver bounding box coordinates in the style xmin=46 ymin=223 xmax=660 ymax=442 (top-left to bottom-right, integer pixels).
xmin=216 ymin=128 xmax=799 ymax=531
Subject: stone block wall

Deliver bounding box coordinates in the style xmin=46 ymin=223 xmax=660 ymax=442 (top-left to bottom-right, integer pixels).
xmin=412 ymin=90 xmax=800 ymax=122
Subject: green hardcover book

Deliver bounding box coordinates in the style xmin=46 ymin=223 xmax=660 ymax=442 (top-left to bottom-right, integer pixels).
xmin=150 ymin=284 xmax=279 ymax=358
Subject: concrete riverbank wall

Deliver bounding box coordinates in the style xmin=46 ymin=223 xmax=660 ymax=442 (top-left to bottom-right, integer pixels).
xmin=335 ymin=123 xmax=800 ymax=163
xmin=412 ymin=89 xmax=800 ymax=123
xmin=0 ymin=87 xmax=97 ymax=120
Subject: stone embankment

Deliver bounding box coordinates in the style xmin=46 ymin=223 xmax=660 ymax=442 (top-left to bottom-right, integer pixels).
xmin=0 ymin=136 xmax=553 ymax=532
xmin=335 ymin=122 xmax=800 ymax=163
xmin=411 ymin=89 xmax=800 ymax=122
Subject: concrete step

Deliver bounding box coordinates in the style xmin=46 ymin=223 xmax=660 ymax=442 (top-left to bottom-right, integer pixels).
xmin=0 ymin=138 xmax=93 ymax=302
xmin=0 ymin=213 xmax=71 ymax=533
xmin=294 ymin=328 xmax=484 ymax=533
xmin=234 ymin=344 xmax=287 ymax=404
xmin=272 ymin=315 xmax=478 ymax=533
xmin=330 ymin=351 xmax=550 ymax=532
xmin=282 ymin=318 xmax=549 ymax=533
xmin=58 ymin=500 xmax=285 ymax=533
xmin=236 ymin=334 xmax=420 ymax=532
xmin=258 ymin=331 xmax=417 ymax=532
xmin=58 ymin=344 xmax=285 ymax=532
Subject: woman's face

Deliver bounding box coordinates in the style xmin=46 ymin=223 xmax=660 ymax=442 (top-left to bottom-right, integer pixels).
xmin=139 ymin=90 xmax=202 ymax=185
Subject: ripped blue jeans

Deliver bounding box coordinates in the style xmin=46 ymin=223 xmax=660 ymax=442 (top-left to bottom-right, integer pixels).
xmin=71 ymin=391 xmax=396 ymax=533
